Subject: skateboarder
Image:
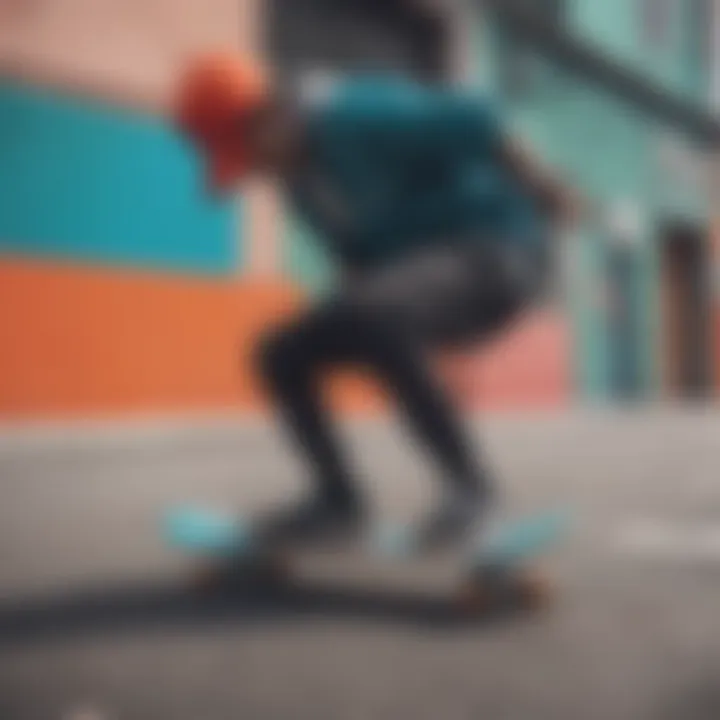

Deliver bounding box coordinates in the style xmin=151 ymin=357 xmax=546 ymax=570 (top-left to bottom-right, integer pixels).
xmin=175 ymin=54 xmax=576 ymax=549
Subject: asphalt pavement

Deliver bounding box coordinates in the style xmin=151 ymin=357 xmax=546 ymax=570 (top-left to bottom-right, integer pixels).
xmin=0 ymin=409 xmax=719 ymax=720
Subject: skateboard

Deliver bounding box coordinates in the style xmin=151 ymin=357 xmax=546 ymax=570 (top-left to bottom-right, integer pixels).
xmin=162 ymin=506 xmax=570 ymax=615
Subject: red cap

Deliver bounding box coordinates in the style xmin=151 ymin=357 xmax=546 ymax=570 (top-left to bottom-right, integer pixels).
xmin=175 ymin=52 xmax=269 ymax=191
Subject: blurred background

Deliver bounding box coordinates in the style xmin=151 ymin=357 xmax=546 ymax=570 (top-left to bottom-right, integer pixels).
xmin=1 ymin=1 xmax=719 ymax=719
xmin=1 ymin=0 xmax=718 ymax=418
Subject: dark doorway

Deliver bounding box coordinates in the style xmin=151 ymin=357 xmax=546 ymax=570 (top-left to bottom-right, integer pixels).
xmin=266 ymin=0 xmax=450 ymax=83
xmin=606 ymin=240 xmax=643 ymax=400
xmin=660 ymin=221 xmax=713 ymax=398
xmin=495 ymin=0 xmax=566 ymax=100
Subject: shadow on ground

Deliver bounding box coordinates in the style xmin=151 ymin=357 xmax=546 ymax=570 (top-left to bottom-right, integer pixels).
xmin=0 ymin=576 xmax=541 ymax=647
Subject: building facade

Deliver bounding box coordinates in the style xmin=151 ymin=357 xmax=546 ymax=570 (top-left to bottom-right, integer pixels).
xmin=0 ymin=0 xmax=716 ymax=419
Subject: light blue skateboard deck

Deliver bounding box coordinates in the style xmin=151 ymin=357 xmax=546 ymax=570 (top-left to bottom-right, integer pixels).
xmin=163 ymin=506 xmax=570 ymax=571
xmin=164 ymin=508 xmax=256 ymax=558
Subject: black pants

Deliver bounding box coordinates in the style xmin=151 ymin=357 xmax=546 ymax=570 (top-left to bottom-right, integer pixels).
xmin=257 ymin=241 xmax=543 ymax=506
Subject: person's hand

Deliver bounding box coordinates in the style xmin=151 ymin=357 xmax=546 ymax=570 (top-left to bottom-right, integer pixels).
xmin=556 ymin=185 xmax=587 ymax=231
xmin=540 ymin=180 xmax=587 ymax=231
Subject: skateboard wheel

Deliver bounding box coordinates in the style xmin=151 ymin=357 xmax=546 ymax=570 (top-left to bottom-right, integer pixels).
xmin=456 ymin=567 xmax=553 ymax=615
xmin=250 ymin=553 xmax=292 ymax=586
xmin=515 ymin=568 xmax=553 ymax=609
xmin=189 ymin=560 xmax=229 ymax=592
xmin=456 ymin=584 xmax=491 ymax=616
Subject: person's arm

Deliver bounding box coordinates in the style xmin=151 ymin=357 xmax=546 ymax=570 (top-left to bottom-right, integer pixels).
xmin=496 ymin=136 xmax=582 ymax=229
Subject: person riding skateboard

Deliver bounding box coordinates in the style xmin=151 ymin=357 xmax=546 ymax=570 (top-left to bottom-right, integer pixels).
xmin=174 ymin=53 xmax=576 ymax=550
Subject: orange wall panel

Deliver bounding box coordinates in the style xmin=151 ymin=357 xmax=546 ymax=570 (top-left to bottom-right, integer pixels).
xmin=0 ymin=259 xmax=298 ymax=418
xmin=0 ymin=259 xmax=570 ymax=420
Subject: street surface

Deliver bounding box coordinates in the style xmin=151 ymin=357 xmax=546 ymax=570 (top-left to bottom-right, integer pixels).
xmin=0 ymin=409 xmax=719 ymax=720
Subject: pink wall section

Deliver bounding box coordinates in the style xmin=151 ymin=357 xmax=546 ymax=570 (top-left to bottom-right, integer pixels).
xmin=0 ymin=0 xmax=257 ymax=111
xmin=442 ymin=311 xmax=572 ymax=410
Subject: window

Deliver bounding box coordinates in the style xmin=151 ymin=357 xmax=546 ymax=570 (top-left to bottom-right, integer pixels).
xmin=685 ymin=0 xmax=712 ymax=91
xmin=505 ymin=0 xmax=566 ymax=24
xmin=267 ymin=0 xmax=449 ymax=84
xmin=639 ymin=0 xmax=712 ymax=96
xmin=640 ymin=0 xmax=674 ymax=49
xmin=496 ymin=0 xmax=567 ymax=100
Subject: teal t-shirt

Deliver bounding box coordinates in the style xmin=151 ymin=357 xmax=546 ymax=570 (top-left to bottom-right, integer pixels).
xmin=288 ymin=75 xmax=543 ymax=268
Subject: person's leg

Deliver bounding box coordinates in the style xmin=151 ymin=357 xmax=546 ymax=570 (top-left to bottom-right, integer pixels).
xmin=348 ymin=302 xmax=488 ymax=499
xmin=258 ymin=280 xmax=490 ymax=510
xmin=256 ymin=241 xmax=538 ymax=542
xmin=346 ymin=241 xmax=540 ymax=545
xmin=348 ymin=242 xmax=532 ymax=486
xmin=257 ymin=305 xmax=363 ymax=512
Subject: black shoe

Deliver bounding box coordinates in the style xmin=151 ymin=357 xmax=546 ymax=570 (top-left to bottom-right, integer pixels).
xmin=415 ymin=487 xmax=488 ymax=553
xmin=257 ymin=494 xmax=365 ymax=547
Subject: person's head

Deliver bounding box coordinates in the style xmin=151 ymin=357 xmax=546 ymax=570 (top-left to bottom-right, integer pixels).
xmin=175 ymin=52 xmax=297 ymax=194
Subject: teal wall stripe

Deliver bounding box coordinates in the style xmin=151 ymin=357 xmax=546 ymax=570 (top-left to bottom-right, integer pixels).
xmin=0 ymin=81 xmax=239 ymax=274
xmin=283 ymin=212 xmax=332 ymax=294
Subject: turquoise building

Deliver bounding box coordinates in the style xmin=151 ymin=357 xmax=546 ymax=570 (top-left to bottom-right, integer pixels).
xmin=265 ymin=0 xmax=719 ymax=401
xmin=476 ymin=0 xmax=717 ymax=400
xmin=279 ymin=0 xmax=717 ymax=401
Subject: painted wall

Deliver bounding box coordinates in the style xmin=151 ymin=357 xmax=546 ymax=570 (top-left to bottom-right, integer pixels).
xmin=0 ymin=0 xmax=271 ymax=420
xmin=0 ymin=0 xmax=578 ymax=419
xmin=0 ymin=260 xmax=297 ymax=418
xmin=481 ymin=0 xmax=715 ymax=401
xmin=0 ymin=82 xmax=236 ymax=273
xmin=571 ymin=0 xmax=710 ymax=104
xmin=0 ymin=0 xmax=253 ymax=109
xmin=573 ymin=0 xmax=714 ymax=400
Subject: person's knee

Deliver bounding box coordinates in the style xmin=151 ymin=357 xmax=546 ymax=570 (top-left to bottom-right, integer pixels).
xmin=255 ymin=325 xmax=308 ymax=393
xmin=255 ymin=329 xmax=290 ymax=386
xmin=255 ymin=296 xmax=406 ymax=394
